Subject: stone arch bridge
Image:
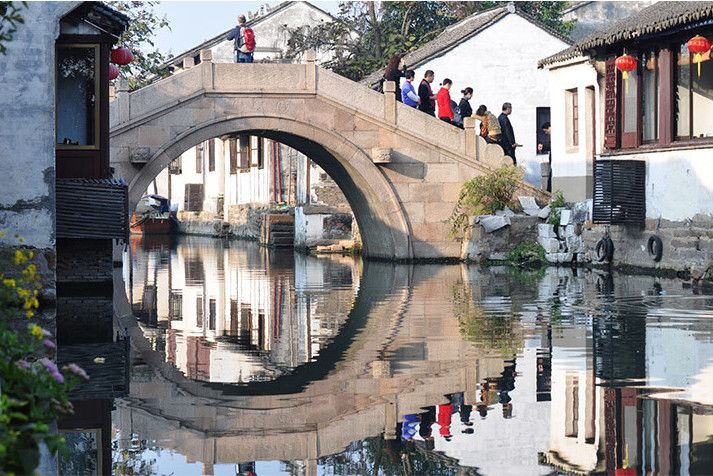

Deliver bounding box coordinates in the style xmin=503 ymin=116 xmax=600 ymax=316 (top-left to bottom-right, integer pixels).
xmin=110 ymin=51 xmax=546 ymax=260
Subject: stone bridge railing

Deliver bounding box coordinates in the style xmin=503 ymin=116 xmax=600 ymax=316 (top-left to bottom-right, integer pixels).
xmin=110 ymin=50 xmax=516 ymax=175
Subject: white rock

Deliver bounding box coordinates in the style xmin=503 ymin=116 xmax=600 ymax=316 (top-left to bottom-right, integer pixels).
xmin=564 ymin=224 xmax=576 ymax=238
xmin=478 ymin=215 xmax=511 ymax=233
xmin=519 ymin=196 xmax=541 ymax=216
xmin=538 ymin=205 xmax=551 ymax=219
xmin=559 ymin=209 xmax=572 ymax=225
xmin=538 ymin=237 xmax=561 ymax=253
xmin=495 ymin=206 xmax=516 ymax=217
xmin=538 ymin=223 xmax=556 ymax=238
xmin=566 ymin=235 xmax=583 ymax=253
xmin=489 ymin=252 xmax=508 ymax=261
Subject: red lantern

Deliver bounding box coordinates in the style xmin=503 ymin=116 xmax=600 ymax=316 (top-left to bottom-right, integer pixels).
xmin=108 ymin=63 xmax=120 ymax=81
xmin=615 ymin=53 xmax=637 ymax=93
xmin=111 ymin=46 xmax=134 ymax=66
xmin=687 ymin=35 xmax=711 ymax=77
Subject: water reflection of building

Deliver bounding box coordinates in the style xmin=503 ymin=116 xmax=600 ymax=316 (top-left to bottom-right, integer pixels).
xmin=125 ymin=236 xmax=358 ymax=383
xmin=539 ymin=270 xmax=713 ymax=475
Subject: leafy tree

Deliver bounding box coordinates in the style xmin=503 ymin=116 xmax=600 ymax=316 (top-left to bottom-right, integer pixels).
xmin=111 ymin=1 xmax=172 ymax=90
xmin=0 ymin=1 xmax=26 ymax=55
xmin=286 ymin=1 xmax=574 ymax=81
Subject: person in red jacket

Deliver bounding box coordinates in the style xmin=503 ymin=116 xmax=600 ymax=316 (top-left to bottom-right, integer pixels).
xmin=436 ymin=78 xmax=454 ymax=125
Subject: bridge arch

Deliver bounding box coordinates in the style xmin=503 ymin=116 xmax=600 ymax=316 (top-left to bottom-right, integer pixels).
xmin=128 ymin=115 xmax=413 ymax=260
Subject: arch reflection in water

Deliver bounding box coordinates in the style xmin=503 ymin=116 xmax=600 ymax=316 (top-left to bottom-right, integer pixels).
xmin=104 ymin=241 xmax=713 ymax=475
xmin=125 ymin=235 xmax=358 ymax=384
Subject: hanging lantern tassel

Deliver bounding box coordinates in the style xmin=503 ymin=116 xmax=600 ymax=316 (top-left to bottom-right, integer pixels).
xmin=687 ymin=35 xmax=711 ymax=78
xmin=615 ymin=53 xmax=637 ymax=94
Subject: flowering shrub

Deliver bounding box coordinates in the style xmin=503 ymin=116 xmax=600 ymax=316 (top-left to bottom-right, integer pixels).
xmin=0 ymin=233 xmax=88 ymax=475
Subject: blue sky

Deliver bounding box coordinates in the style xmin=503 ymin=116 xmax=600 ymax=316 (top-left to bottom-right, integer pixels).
xmin=152 ymin=1 xmax=341 ymax=56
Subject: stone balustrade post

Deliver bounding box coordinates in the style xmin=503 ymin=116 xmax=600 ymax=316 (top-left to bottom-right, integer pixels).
xmin=304 ymin=49 xmax=317 ymax=92
xmin=464 ymin=116 xmax=477 ymax=160
xmin=383 ymin=81 xmax=396 ymax=124
xmin=200 ymin=49 xmax=214 ymax=90
xmin=116 ymin=78 xmax=130 ymax=123
xmin=182 ymin=56 xmax=195 ymax=69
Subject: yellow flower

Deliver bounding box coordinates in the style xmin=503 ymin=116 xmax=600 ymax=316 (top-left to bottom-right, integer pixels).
xmin=3 ymin=278 xmax=16 ymax=288
xmin=14 ymin=249 xmax=27 ymax=265
xmin=30 ymin=324 xmax=43 ymax=339
xmin=26 ymin=310 xmax=35 ymax=318
xmin=0 ymin=230 xmax=5 ymax=237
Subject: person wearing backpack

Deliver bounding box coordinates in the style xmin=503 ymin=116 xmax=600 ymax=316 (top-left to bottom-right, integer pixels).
xmin=226 ymin=15 xmax=256 ymax=63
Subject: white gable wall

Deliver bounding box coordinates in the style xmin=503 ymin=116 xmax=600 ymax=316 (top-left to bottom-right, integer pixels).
xmin=413 ymin=14 xmax=569 ymax=186
xmin=208 ymin=2 xmax=335 ymax=64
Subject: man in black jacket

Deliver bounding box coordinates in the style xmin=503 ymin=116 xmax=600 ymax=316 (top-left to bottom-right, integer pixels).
xmin=498 ymin=102 xmax=520 ymax=165
xmin=417 ymin=70 xmax=436 ymax=116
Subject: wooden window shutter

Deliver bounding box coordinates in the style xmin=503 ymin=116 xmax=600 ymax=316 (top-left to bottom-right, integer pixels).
xmin=208 ymin=139 xmax=215 ymax=172
xmin=229 ymin=138 xmax=238 ymax=174
xmin=604 ymin=57 xmax=620 ymax=150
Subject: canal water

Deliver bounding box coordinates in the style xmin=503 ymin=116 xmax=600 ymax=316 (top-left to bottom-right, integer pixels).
xmin=73 ymin=236 xmax=713 ymax=475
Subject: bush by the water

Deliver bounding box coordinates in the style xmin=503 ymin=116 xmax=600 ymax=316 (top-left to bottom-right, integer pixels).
xmin=507 ymin=240 xmax=546 ymax=267
xmin=448 ymin=166 xmax=524 ymax=237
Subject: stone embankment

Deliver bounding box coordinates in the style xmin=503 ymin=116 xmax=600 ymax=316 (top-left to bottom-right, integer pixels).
xmin=462 ymin=198 xmax=713 ymax=281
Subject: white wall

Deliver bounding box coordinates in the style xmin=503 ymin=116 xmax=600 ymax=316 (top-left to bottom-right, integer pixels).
xmin=640 ymin=148 xmax=713 ymax=221
xmin=545 ymin=59 xmax=600 ymax=183
xmin=193 ymin=1 xmax=334 ymax=65
xmin=0 ymin=2 xmax=79 ymax=249
xmin=414 ymin=14 xmax=570 ymax=186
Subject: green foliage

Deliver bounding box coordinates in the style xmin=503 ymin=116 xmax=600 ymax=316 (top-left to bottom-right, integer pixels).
xmin=111 ymin=1 xmax=172 ymax=91
xmin=448 ymin=166 xmax=524 ymax=238
xmin=0 ymin=237 xmax=87 ymax=475
xmin=286 ymin=1 xmax=575 ymax=81
xmin=506 ymin=240 xmax=545 ymax=267
xmin=548 ymin=190 xmax=566 ymax=227
xmin=0 ymin=1 xmax=26 ymax=55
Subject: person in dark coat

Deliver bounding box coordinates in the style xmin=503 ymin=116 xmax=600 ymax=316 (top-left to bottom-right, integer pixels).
xmin=458 ymin=87 xmax=473 ymax=121
xmin=418 ymin=70 xmax=436 ymax=116
xmin=383 ymin=53 xmax=406 ymax=102
xmin=498 ymin=102 xmax=520 ymax=165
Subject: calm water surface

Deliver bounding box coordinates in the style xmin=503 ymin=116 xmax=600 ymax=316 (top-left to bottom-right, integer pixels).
xmin=66 ymin=236 xmax=713 ymax=475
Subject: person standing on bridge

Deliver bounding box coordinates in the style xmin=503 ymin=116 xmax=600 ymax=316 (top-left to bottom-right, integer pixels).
xmin=226 ymin=15 xmax=256 ymax=63
xmin=401 ymin=70 xmax=420 ymax=108
xmin=418 ymin=70 xmax=436 ymax=116
xmin=498 ymin=102 xmax=521 ymax=165
xmin=436 ymin=78 xmax=454 ymax=125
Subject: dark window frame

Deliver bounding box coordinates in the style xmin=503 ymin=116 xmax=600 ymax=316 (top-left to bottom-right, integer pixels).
xmin=239 ymin=134 xmax=250 ymax=172
xmin=605 ymin=30 xmax=713 ymax=154
xmin=208 ymin=139 xmax=216 ymax=172
xmin=195 ymin=143 xmax=203 ymax=174
xmin=229 ymin=138 xmax=238 ymax=174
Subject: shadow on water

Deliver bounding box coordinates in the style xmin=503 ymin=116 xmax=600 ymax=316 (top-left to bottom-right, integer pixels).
xmin=56 ymin=236 xmax=713 ymax=475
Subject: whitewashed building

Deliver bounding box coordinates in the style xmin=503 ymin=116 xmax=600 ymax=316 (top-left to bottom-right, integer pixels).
xmin=540 ymin=2 xmax=713 ymax=222
xmin=364 ymin=4 xmax=572 ymax=186
xmin=143 ymin=1 xmax=355 ymax=248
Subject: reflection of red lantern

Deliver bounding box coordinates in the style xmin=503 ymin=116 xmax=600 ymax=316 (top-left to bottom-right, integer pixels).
xmin=111 ymin=46 xmax=134 ymax=66
xmin=687 ymin=35 xmax=711 ymax=77
xmin=108 ymin=63 xmax=120 ymax=81
xmin=615 ymin=469 xmax=636 ymax=476
xmin=615 ymin=53 xmax=637 ymax=93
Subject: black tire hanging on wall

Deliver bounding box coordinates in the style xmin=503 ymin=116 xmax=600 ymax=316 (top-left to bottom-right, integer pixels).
xmin=595 ymin=237 xmax=614 ymax=263
xmin=647 ymin=235 xmax=663 ymax=262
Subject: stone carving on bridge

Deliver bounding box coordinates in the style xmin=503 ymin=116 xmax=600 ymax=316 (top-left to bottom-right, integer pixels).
xmin=371 ymin=147 xmax=393 ymax=164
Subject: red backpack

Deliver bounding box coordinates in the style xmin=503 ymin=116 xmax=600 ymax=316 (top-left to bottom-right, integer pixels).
xmin=240 ymin=27 xmax=255 ymax=53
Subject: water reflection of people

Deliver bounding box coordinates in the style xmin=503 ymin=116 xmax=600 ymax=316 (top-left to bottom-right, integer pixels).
xmin=437 ymin=403 xmax=453 ymax=440
xmin=419 ymin=406 xmax=436 ymax=441
xmin=498 ymin=361 xmax=516 ymax=418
